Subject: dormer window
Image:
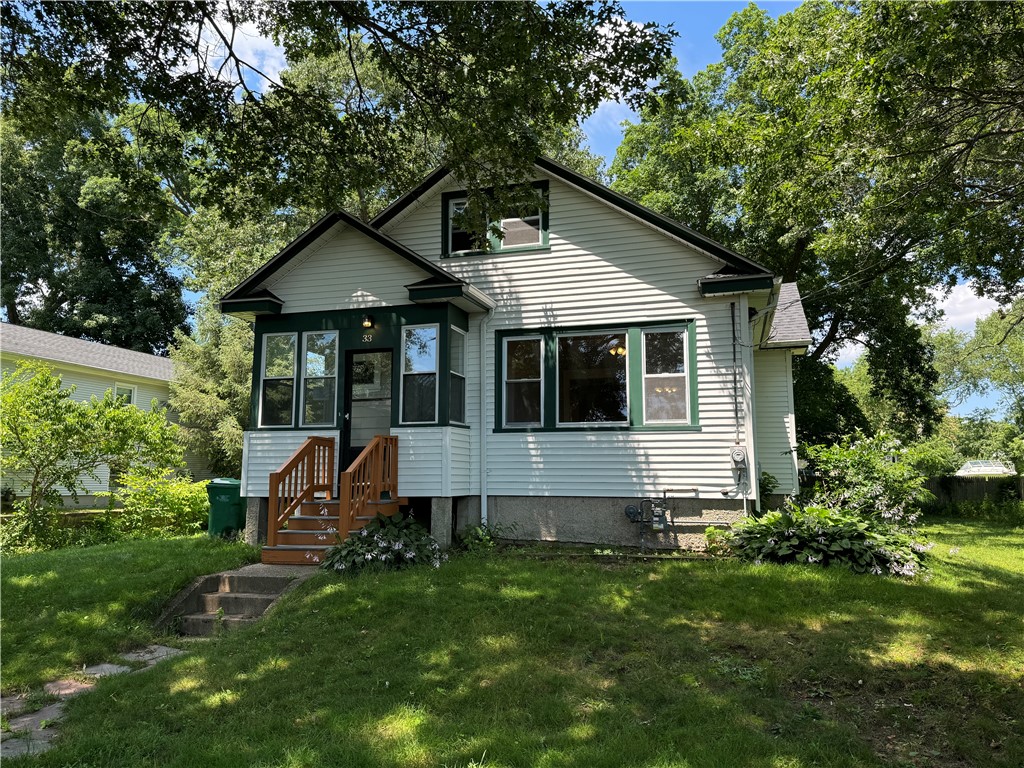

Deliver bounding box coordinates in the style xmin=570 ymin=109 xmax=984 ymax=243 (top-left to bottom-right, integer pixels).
xmin=442 ymin=181 xmax=549 ymax=257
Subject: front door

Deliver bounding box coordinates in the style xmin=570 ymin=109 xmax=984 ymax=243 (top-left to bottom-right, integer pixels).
xmin=343 ymin=350 xmax=393 ymax=468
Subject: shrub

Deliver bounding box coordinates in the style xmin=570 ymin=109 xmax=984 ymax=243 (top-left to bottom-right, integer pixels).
xmin=321 ymin=513 xmax=446 ymax=574
xmin=931 ymin=497 xmax=1024 ymax=525
xmin=724 ymin=503 xmax=930 ymax=577
xmin=106 ymin=471 xmax=210 ymax=537
xmin=456 ymin=522 xmax=517 ymax=553
xmin=803 ymin=431 xmax=931 ymax=527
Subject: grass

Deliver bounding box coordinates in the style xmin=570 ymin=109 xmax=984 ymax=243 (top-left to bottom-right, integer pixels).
xmin=1 ymin=536 xmax=258 ymax=692
xmin=5 ymin=520 xmax=1023 ymax=767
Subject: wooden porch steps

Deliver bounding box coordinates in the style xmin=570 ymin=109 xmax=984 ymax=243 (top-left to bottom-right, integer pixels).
xmin=261 ymin=499 xmax=410 ymax=565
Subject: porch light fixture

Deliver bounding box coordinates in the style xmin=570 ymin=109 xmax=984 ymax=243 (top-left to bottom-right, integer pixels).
xmin=361 ymin=314 xmax=374 ymax=328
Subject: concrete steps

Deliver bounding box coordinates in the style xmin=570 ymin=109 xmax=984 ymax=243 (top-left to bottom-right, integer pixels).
xmin=158 ymin=571 xmax=302 ymax=637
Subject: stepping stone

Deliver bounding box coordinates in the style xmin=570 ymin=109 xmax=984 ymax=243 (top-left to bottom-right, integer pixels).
xmin=44 ymin=678 xmax=96 ymax=697
xmin=1 ymin=727 xmax=58 ymax=758
xmin=0 ymin=694 xmax=28 ymax=718
xmin=82 ymin=662 xmax=132 ymax=677
xmin=6 ymin=702 xmax=65 ymax=734
xmin=120 ymin=644 xmax=185 ymax=666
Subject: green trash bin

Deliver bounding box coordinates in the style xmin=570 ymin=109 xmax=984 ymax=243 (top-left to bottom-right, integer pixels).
xmin=207 ymin=478 xmax=245 ymax=538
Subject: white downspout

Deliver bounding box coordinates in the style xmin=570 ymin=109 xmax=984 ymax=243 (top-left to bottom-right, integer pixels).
xmin=478 ymin=308 xmax=494 ymax=526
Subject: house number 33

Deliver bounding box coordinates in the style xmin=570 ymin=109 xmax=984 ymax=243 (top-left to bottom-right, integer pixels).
xmin=361 ymin=334 xmax=373 ymax=343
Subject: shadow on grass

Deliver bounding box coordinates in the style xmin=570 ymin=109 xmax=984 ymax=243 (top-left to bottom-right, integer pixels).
xmin=23 ymin=543 xmax=1024 ymax=768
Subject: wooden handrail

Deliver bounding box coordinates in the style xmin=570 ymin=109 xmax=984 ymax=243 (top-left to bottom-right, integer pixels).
xmin=267 ymin=436 xmax=335 ymax=548
xmin=337 ymin=435 xmax=398 ymax=538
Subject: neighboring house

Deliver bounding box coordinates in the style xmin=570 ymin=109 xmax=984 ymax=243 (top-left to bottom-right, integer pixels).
xmin=221 ymin=157 xmax=811 ymax=563
xmin=0 ymin=323 xmax=212 ymax=503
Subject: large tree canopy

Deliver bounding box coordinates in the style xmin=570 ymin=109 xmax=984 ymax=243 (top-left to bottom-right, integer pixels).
xmin=2 ymin=0 xmax=671 ymax=217
xmin=610 ymin=0 xmax=1023 ymax=438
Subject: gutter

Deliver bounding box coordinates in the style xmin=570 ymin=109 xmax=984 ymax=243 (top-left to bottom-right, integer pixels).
xmin=478 ymin=307 xmax=494 ymax=526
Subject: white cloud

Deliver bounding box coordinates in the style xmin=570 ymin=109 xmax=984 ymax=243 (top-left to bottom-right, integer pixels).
xmin=833 ymin=340 xmax=865 ymax=369
xmin=580 ymin=99 xmax=639 ymax=162
xmin=230 ymin=22 xmax=288 ymax=86
xmin=930 ymin=282 xmax=1000 ymax=333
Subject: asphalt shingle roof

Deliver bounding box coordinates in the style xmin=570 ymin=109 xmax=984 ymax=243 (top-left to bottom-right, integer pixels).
xmin=767 ymin=283 xmax=813 ymax=347
xmin=0 ymin=323 xmax=174 ymax=381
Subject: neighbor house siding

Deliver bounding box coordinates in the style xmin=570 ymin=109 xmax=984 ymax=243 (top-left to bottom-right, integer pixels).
xmin=383 ymin=174 xmax=754 ymax=500
xmin=753 ymin=350 xmax=799 ymax=495
xmin=264 ymin=223 xmax=430 ymax=313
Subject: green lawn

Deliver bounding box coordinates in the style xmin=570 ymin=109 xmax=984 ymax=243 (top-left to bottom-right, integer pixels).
xmin=6 ymin=521 xmax=1023 ymax=767
xmin=1 ymin=536 xmax=258 ymax=691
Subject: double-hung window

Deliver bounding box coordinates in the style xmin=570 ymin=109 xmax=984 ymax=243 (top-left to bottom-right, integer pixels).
xmin=642 ymin=330 xmax=689 ymax=423
xmin=450 ymin=328 xmax=467 ymax=424
xmin=301 ymin=331 xmax=337 ymax=426
xmin=443 ymin=182 xmax=548 ymax=256
xmin=448 ymin=199 xmax=474 ymax=254
xmin=114 ymin=384 xmax=136 ymax=405
xmin=260 ymin=333 xmax=296 ymax=427
xmin=401 ymin=325 xmax=439 ymax=424
xmin=557 ymin=332 xmax=628 ymax=425
xmin=503 ymin=336 xmax=543 ymax=427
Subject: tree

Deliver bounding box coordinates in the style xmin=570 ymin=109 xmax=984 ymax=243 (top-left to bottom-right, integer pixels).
xmin=0 ymin=115 xmax=189 ymax=353
xmin=610 ymin=2 xmax=1023 ymax=438
xmin=0 ymin=361 xmax=184 ymax=546
xmin=2 ymin=1 xmax=671 ymax=218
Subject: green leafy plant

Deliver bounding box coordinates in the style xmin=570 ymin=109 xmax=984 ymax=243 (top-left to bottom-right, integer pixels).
xmin=704 ymin=526 xmax=732 ymax=557
xmin=803 ymin=432 xmax=932 ymax=527
xmin=104 ymin=471 xmax=210 ymax=537
xmin=321 ymin=513 xmax=446 ymax=574
xmin=725 ymin=503 xmax=929 ymax=577
xmin=457 ymin=522 xmax=517 ymax=554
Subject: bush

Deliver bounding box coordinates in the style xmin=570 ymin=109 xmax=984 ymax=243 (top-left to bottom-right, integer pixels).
xmin=803 ymin=431 xmax=932 ymax=527
xmin=930 ymin=497 xmax=1024 ymax=525
xmin=106 ymin=471 xmax=210 ymax=537
xmin=724 ymin=503 xmax=930 ymax=577
xmin=321 ymin=513 xmax=446 ymax=574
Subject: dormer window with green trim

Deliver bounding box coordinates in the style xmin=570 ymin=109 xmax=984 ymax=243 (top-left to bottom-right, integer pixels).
xmin=442 ymin=181 xmax=549 ymax=257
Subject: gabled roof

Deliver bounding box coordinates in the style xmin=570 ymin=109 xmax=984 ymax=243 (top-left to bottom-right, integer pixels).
xmin=220 ymin=208 xmax=467 ymax=309
xmin=371 ymin=156 xmax=773 ymax=278
xmin=761 ymin=282 xmax=813 ymax=352
xmin=0 ymin=323 xmax=174 ymax=381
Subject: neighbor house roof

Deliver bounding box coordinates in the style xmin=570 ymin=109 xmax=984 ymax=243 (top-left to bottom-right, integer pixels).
xmin=0 ymin=323 xmax=174 ymax=381
xmin=761 ymin=282 xmax=813 ymax=352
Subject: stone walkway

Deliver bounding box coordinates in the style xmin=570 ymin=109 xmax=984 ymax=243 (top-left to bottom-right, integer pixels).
xmin=0 ymin=644 xmax=187 ymax=759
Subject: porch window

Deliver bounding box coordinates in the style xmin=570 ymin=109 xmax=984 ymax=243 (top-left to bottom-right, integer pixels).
xmin=260 ymin=333 xmax=296 ymax=427
xmin=450 ymin=328 xmax=467 ymax=424
xmin=503 ymin=336 xmax=543 ymax=427
xmin=642 ymin=330 xmax=689 ymax=423
xmin=301 ymin=331 xmax=338 ymax=426
xmin=401 ymin=324 xmax=438 ymax=423
xmin=557 ymin=332 xmax=628 ymax=425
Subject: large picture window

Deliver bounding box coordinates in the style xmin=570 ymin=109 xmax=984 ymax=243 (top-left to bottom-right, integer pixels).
xmin=401 ymin=325 xmax=438 ymax=423
xmin=504 ymin=337 xmax=543 ymax=426
xmin=260 ymin=333 xmax=296 ymax=426
xmin=302 ymin=331 xmax=337 ymax=426
xmin=496 ymin=322 xmax=697 ymax=431
xmin=557 ymin=333 xmax=628 ymax=424
xmin=642 ymin=330 xmax=689 ymax=423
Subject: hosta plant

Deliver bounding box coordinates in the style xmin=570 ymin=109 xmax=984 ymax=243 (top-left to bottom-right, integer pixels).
xmin=723 ymin=502 xmax=930 ymax=577
xmin=321 ymin=513 xmax=446 ymax=574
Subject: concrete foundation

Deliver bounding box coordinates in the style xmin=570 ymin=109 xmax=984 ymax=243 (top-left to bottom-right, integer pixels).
xmin=245 ymin=497 xmax=268 ymax=547
xmin=430 ymin=497 xmax=454 ymax=550
xmin=486 ymin=495 xmax=748 ymax=551
xmin=454 ymin=495 xmax=482 ymax=533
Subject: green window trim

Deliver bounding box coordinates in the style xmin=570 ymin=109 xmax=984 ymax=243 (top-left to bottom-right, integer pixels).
xmin=494 ymin=320 xmax=700 ymax=433
xmin=441 ymin=181 xmax=550 ymax=257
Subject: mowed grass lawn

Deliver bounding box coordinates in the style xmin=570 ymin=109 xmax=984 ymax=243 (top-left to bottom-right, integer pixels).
xmin=7 ymin=520 xmax=1023 ymax=768
xmin=1 ymin=536 xmax=258 ymax=691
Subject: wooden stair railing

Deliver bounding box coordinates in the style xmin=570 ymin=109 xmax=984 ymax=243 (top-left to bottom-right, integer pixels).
xmin=337 ymin=435 xmax=399 ymax=539
xmin=267 ymin=437 xmax=335 ymax=549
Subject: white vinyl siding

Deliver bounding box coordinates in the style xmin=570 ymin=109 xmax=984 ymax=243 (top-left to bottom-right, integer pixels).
xmin=240 ymin=430 xmax=340 ymax=498
xmin=753 ymin=350 xmax=800 ymax=496
xmin=381 ymin=175 xmax=755 ymax=500
xmin=264 ymin=223 xmax=430 ymax=313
